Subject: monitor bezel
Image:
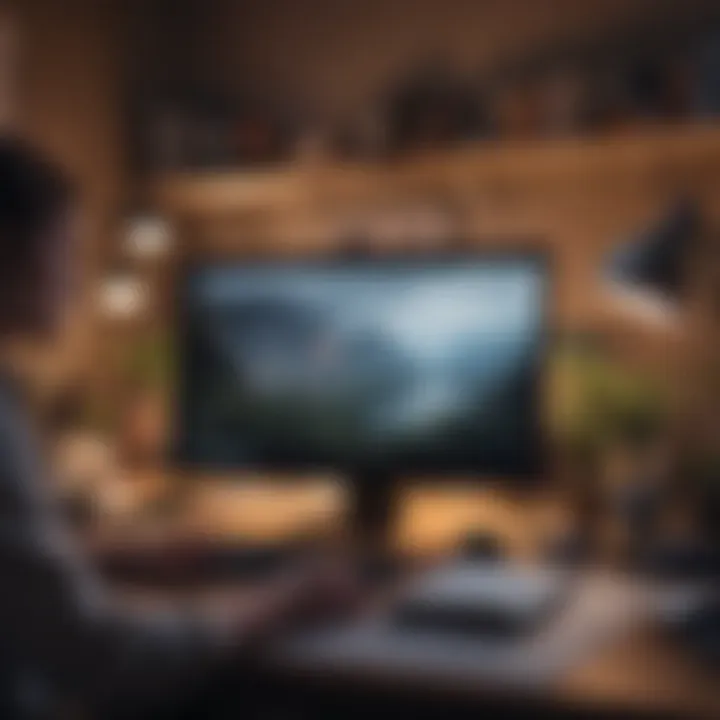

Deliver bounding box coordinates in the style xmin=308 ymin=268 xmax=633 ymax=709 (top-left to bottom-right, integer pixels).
xmin=171 ymin=248 xmax=553 ymax=482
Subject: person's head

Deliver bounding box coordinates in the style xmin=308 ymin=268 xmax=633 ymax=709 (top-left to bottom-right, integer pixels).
xmin=0 ymin=137 xmax=77 ymax=339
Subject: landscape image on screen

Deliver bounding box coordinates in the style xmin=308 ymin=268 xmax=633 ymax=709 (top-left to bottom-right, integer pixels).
xmin=178 ymin=259 xmax=545 ymax=474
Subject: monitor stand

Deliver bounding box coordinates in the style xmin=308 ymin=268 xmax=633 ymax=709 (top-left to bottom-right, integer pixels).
xmin=346 ymin=470 xmax=412 ymax=584
xmin=348 ymin=469 xmax=399 ymax=551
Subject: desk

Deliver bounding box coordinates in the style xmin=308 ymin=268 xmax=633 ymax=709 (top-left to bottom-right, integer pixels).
xmin=91 ymin=483 xmax=717 ymax=720
xmin=264 ymin=569 xmax=718 ymax=720
xmin=108 ymin=567 xmax=718 ymax=720
xmin=249 ymin=629 xmax=718 ymax=720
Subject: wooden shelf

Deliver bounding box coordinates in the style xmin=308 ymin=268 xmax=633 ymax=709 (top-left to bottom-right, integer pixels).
xmin=152 ymin=124 xmax=720 ymax=217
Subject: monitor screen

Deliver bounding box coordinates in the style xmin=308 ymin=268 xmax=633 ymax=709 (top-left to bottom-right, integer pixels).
xmin=176 ymin=256 xmax=547 ymax=476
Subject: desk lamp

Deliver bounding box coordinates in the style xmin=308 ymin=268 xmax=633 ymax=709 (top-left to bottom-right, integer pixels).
xmin=605 ymin=199 xmax=712 ymax=452
xmin=605 ymin=200 xmax=700 ymax=325
xmin=605 ymin=200 xmax=720 ymax=575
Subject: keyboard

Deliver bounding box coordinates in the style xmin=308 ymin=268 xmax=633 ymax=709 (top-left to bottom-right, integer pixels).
xmin=391 ymin=562 xmax=570 ymax=638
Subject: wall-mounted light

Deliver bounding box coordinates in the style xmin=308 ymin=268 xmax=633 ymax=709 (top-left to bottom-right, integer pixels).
xmin=604 ymin=200 xmax=699 ymax=327
xmin=123 ymin=213 xmax=173 ymax=261
xmin=98 ymin=273 xmax=149 ymax=320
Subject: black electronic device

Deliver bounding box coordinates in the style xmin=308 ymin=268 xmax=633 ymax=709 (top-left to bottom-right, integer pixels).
xmin=176 ymin=254 xmax=548 ymax=544
xmin=390 ymin=563 xmax=568 ymax=639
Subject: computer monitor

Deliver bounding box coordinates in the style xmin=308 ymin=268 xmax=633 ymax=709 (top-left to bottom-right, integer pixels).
xmin=175 ymin=254 xmax=548 ymax=541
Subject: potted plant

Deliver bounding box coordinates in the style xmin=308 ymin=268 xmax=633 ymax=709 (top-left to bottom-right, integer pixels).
xmin=547 ymin=335 xmax=615 ymax=556
xmin=599 ymin=366 xmax=673 ymax=562
xmin=547 ymin=334 xmax=673 ymax=563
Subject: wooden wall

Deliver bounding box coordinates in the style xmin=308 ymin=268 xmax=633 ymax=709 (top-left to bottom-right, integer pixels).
xmin=194 ymin=0 xmax=718 ymax=125
xmin=2 ymin=0 xmax=714 ymax=392
xmin=6 ymin=0 xmax=129 ymax=390
xmin=155 ymin=0 xmax=720 ymax=374
xmin=156 ymin=126 xmax=720 ymax=379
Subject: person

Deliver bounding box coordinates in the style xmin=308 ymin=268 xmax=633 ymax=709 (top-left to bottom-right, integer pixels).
xmin=0 ymin=136 xmax=357 ymax=719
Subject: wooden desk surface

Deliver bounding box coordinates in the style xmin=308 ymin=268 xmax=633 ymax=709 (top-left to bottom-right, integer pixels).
xmin=559 ymin=625 xmax=718 ymax=719
xmin=261 ymin=626 xmax=718 ymax=720
xmin=264 ymin=571 xmax=718 ymax=720
xmin=111 ymin=570 xmax=718 ymax=720
xmin=90 ymin=479 xmax=571 ymax=557
xmin=92 ymin=479 xmax=717 ymax=719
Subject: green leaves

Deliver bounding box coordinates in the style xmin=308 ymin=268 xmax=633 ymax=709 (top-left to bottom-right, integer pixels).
xmin=548 ymin=337 xmax=671 ymax=457
xmin=122 ymin=331 xmax=175 ymax=393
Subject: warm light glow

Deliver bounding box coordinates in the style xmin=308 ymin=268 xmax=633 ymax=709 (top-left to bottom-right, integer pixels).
xmin=98 ymin=275 xmax=149 ymax=319
xmin=604 ymin=281 xmax=682 ymax=331
xmin=124 ymin=215 xmax=173 ymax=259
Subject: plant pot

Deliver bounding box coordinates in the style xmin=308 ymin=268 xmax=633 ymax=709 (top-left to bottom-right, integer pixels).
xmin=602 ymin=441 xmax=669 ymax=565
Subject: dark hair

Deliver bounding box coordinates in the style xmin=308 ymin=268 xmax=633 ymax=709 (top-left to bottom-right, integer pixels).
xmin=0 ymin=136 xmax=75 ymax=252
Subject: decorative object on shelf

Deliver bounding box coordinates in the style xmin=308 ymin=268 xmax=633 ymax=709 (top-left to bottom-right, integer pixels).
xmin=581 ymin=64 xmax=626 ymax=133
xmin=385 ymin=64 xmax=489 ymax=153
xmin=536 ymin=67 xmax=590 ymax=137
xmin=142 ymin=95 xmax=297 ymax=172
xmin=663 ymin=53 xmax=694 ymax=121
xmin=489 ymin=75 xmax=543 ymax=140
xmin=0 ymin=7 xmax=18 ymax=132
xmin=609 ymin=52 xmax=691 ymax=128
xmin=692 ymin=28 xmax=720 ymax=117
xmin=294 ymin=124 xmax=335 ymax=165
xmin=623 ymin=58 xmax=672 ymax=122
xmin=184 ymin=95 xmax=236 ymax=170
xmin=337 ymin=107 xmax=390 ymax=161
xmin=234 ymin=112 xmax=273 ymax=162
xmin=143 ymin=103 xmax=191 ymax=173
xmin=232 ymin=103 xmax=292 ymax=167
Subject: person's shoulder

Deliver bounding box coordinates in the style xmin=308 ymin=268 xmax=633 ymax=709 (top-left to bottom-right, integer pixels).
xmin=0 ymin=365 xmax=28 ymax=418
xmin=0 ymin=365 xmax=36 ymax=455
xmin=0 ymin=366 xmax=46 ymax=502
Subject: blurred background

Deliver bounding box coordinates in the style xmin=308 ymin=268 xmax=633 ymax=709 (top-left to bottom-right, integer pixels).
xmin=0 ymin=0 xmax=717 ymax=588
xmin=1 ymin=1 xmax=719 ymax=717
xmin=3 ymin=0 xmax=713 ymax=548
